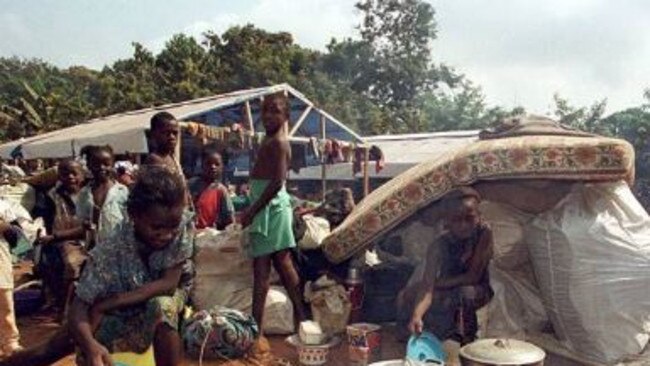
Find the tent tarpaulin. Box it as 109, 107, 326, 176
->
287, 131, 480, 180
0, 84, 364, 159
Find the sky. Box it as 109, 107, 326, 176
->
1, 0, 649, 115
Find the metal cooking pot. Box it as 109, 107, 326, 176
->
459, 339, 546, 366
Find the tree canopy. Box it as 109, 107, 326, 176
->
0, 0, 508, 142
0, 0, 647, 173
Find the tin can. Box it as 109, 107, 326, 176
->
345, 267, 364, 323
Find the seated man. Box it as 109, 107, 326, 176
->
397, 187, 493, 345
69, 166, 194, 366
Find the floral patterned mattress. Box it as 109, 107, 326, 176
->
322, 134, 635, 263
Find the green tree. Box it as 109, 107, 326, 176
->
212, 25, 310, 89
155, 34, 211, 101
355, 0, 457, 106
0, 1, 514, 141
553, 93, 607, 133
419, 81, 525, 132
552, 91, 650, 178
0, 58, 101, 140
599, 93, 650, 177
322, 0, 475, 133
98, 42, 165, 113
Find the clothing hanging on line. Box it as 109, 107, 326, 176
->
352, 145, 386, 175
290, 144, 308, 174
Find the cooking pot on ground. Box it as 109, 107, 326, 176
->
459, 339, 545, 366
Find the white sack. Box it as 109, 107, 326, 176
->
0, 183, 35, 212
526, 182, 650, 364
397, 220, 441, 263
298, 215, 330, 250
480, 201, 532, 269
194, 227, 250, 278
192, 228, 293, 335
192, 278, 294, 335
261, 287, 295, 335
485, 264, 549, 339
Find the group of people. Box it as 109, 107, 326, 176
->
0, 92, 307, 366
0, 91, 495, 366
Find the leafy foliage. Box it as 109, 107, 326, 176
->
0, 0, 646, 164
553, 91, 650, 177
0, 1, 499, 140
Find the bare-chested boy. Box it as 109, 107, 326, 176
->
239, 92, 306, 333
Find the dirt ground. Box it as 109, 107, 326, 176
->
12, 261, 410, 366
16, 310, 406, 366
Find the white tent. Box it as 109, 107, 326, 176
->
285, 130, 479, 181
0, 84, 364, 159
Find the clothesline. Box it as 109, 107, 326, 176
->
180, 121, 383, 189
180, 121, 365, 147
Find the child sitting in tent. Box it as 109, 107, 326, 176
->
399, 187, 494, 345
68, 166, 194, 366
239, 92, 306, 333
187, 148, 234, 230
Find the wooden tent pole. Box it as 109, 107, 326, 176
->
363, 145, 370, 197
320, 113, 327, 202
249, 97, 264, 172
175, 125, 182, 170
244, 101, 254, 133
245, 101, 256, 179
290, 105, 313, 136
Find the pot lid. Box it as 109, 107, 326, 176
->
459, 339, 545, 365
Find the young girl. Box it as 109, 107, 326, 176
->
78, 145, 129, 246
69, 166, 193, 366
240, 92, 306, 332
187, 149, 234, 230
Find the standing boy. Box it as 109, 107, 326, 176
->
145, 112, 183, 175
240, 92, 306, 333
